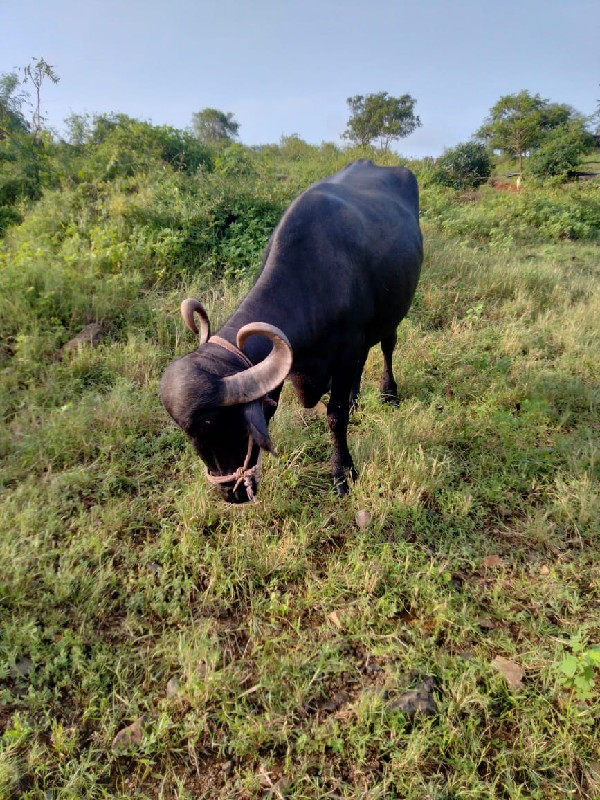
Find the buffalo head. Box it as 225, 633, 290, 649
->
160, 299, 292, 503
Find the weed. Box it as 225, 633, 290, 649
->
556, 635, 600, 700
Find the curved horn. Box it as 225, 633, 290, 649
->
180, 298, 210, 344
220, 323, 293, 406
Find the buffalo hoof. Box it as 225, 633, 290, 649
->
334, 478, 349, 497
333, 465, 358, 496
380, 391, 399, 406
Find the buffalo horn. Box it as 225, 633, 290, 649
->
180, 298, 210, 344
220, 323, 292, 406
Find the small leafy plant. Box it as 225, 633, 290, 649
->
556, 635, 600, 700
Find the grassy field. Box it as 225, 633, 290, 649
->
1, 190, 599, 796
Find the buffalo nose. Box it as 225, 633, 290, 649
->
220, 481, 256, 504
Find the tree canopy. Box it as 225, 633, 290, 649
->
477, 91, 579, 173
192, 108, 240, 144
22, 57, 59, 140
343, 92, 421, 151
0, 72, 29, 137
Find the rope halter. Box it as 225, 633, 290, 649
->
202, 334, 268, 502
204, 436, 262, 501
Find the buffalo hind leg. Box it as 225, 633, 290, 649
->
328, 368, 358, 496
349, 347, 368, 412
380, 333, 399, 405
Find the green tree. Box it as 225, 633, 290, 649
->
23, 57, 59, 141
0, 72, 29, 138
0, 63, 59, 233
343, 92, 421, 151
192, 108, 240, 144
477, 90, 575, 174
528, 120, 594, 180
63, 112, 89, 146
433, 141, 492, 190
592, 86, 600, 134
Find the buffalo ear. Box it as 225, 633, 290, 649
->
243, 401, 275, 454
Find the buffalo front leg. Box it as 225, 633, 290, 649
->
327, 368, 358, 496
380, 332, 399, 405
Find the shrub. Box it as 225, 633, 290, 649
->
421, 182, 600, 243
213, 144, 257, 178
432, 141, 492, 190
0, 205, 22, 235
528, 121, 595, 181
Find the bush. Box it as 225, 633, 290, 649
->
213, 144, 257, 178
432, 141, 492, 190
0, 205, 22, 235
421, 182, 600, 243
59, 114, 213, 182
0, 161, 291, 356
528, 121, 594, 181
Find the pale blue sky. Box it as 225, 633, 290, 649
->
2, 0, 598, 157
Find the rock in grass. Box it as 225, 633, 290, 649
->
355, 510, 372, 530
166, 675, 181, 699
60, 322, 105, 357
111, 716, 145, 752
12, 657, 33, 678
387, 676, 438, 718
482, 554, 504, 569
491, 656, 524, 691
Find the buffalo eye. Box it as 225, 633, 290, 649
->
191, 415, 214, 436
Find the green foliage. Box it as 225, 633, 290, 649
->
0, 72, 29, 135
0, 159, 291, 360
278, 133, 317, 161
59, 114, 212, 180
421, 182, 600, 243
0, 62, 61, 235
22, 57, 60, 139
432, 141, 492, 190
477, 90, 580, 172
528, 120, 595, 180
0, 131, 45, 202
0, 205, 22, 235
191, 107, 240, 144
343, 91, 421, 151
213, 142, 257, 178
255, 137, 361, 190
556, 636, 600, 699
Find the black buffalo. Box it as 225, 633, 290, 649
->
160, 159, 423, 503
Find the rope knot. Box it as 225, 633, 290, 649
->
205, 437, 262, 502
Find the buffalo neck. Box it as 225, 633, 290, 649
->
215, 263, 309, 365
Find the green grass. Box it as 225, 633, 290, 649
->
1, 220, 599, 797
